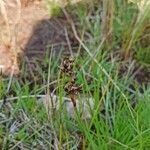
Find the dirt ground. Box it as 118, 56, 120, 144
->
0, 0, 78, 75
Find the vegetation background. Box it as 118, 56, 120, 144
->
0, 0, 150, 149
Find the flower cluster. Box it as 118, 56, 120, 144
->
60, 57, 82, 107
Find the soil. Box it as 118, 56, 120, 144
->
0, 0, 78, 75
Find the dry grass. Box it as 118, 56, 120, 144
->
0, 0, 47, 75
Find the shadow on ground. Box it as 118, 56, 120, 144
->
24, 15, 78, 59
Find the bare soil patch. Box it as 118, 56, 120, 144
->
0, 0, 78, 75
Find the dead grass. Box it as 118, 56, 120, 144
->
0, 0, 48, 75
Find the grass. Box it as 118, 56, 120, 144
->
0, 0, 150, 149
